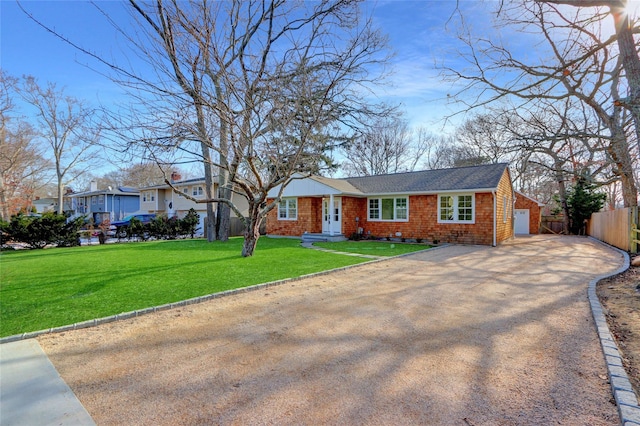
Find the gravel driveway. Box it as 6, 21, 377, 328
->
38, 235, 624, 425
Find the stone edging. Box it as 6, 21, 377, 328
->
588, 237, 640, 426
0, 245, 441, 345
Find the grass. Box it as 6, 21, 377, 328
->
0, 237, 372, 337
312, 240, 431, 256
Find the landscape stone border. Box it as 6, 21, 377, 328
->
3, 239, 638, 423
589, 237, 640, 426
0, 244, 440, 345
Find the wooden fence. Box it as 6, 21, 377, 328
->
541, 215, 567, 234
587, 207, 639, 253
206, 217, 266, 238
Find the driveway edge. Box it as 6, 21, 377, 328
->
1, 246, 447, 345
588, 237, 640, 426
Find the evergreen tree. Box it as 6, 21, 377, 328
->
566, 176, 607, 235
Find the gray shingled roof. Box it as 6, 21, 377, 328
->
340, 163, 509, 194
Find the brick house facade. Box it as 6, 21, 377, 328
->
267, 163, 515, 246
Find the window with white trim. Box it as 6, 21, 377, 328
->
438, 194, 474, 223
368, 197, 409, 221
142, 191, 155, 202
278, 198, 297, 220
192, 186, 203, 196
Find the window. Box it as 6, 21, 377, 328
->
438, 194, 475, 223
178, 187, 188, 197
192, 186, 203, 196
142, 191, 155, 202
278, 198, 297, 220
98, 195, 104, 205
368, 197, 408, 221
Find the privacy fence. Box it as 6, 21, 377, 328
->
587, 207, 639, 253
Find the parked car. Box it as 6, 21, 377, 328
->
109, 214, 156, 237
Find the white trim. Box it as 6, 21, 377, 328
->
278, 197, 298, 220
367, 196, 410, 222
437, 193, 475, 224
515, 191, 545, 207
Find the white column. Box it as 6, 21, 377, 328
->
328, 194, 335, 236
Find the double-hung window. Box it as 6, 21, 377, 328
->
192, 186, 203, 197
368, 197, 408, 221
438, 194, 474, 223
278, 198, 297, 220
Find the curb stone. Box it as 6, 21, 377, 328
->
0, 244, 439, 345
588, 237, 640, 425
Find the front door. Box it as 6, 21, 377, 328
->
322, 198, 342, 235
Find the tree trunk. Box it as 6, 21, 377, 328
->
241, 211, 262, 257
609, 131, 638, 207
57, 174, 64, 215
215, 78, 231, 242
200, 142, 217, 242
612, 9, 640, 144
0, 174, 9, 221
553, 158, 571, 233
216, 177, 231, 242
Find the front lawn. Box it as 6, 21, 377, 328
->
312, 240, 431, 256
0, 238, 369, 337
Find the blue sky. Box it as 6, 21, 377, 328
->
1, 1, 490, 133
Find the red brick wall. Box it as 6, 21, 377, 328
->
515, 193, 543, 234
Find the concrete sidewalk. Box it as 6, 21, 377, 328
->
0, 339, 94, 426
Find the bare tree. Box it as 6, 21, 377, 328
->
538, 0, 640, 133
107, 0, 389, 256
441, 0, 638, 206
16, 77, 101, 214
94, 162, 183, 189
341, 113, 421, 176
0, 72, 50, 220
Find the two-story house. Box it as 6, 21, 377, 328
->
69, 181, 141, 224
138, 173, 250, 237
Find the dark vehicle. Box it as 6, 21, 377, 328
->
109, 214, 156, 237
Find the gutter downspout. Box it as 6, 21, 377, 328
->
512, 189, 517, 239
492, 190, 497, 247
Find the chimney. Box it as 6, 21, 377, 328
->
170, 171, 182, 183
90, 180, 98, 191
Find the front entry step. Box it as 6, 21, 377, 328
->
301, 233, 347, 243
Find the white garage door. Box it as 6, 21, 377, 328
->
514, 209, 530, 234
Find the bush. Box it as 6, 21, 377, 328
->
566, 176, 607, 235
180, 209, 200, 238
0, 212, 83, 249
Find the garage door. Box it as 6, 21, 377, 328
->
514, 209, 530, 234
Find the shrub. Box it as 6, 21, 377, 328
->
180, 209, 200, 238
0, 212, 83, 249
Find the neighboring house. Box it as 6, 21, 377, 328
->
266, 163, 515, 246
32, 197, 56, 213
138, 174, 250, 237
514, 191, 544, 235
69, 181, 141, 224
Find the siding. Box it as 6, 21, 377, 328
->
266, 169, 515, 246
514, 193, 543, 235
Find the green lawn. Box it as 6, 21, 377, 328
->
0, 237, 372, 337
313, 240, 431, 256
